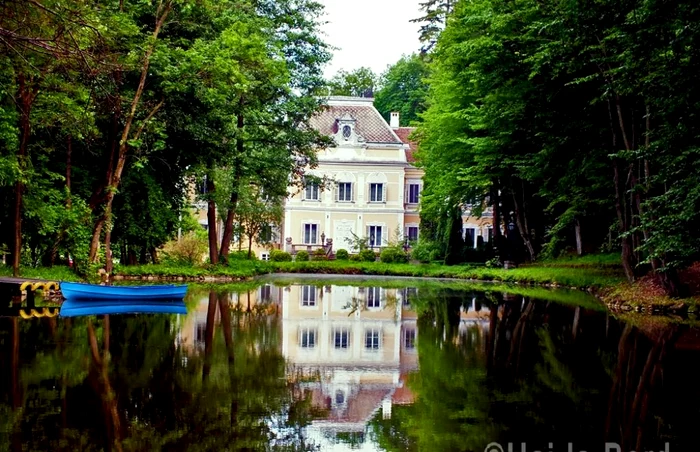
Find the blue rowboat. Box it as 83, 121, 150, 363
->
60, 281, 188, 301
60, 299, 187, 317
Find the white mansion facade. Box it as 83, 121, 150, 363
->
281, 96, 491, 256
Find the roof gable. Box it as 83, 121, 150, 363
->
310, 97, 402, 145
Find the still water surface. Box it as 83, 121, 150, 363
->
1, 278, 699, 451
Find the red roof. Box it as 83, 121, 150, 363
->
393, 127, 418, 163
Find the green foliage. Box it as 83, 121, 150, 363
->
358, 248, 377, 262
349, 254, 361, 262
327, 67, 378, 97
269, 249, 292, 262
228, 250, 258, 261
295, 250, 309, 262
410, 240, 443, 264
335, 249, 349, 260
344, 231, 369, 252
160, 232, 207, 266
375, 54, 430, 126
311, 247, 328, 261
380, 246, 409, 264
416, 0, 700, 291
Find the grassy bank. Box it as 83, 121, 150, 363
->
8, 255, 699, 316
0, 265, 84, 282
113, 257, 624, 289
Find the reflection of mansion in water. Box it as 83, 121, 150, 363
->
282, 284, 419, 445
177, 283, 493, 449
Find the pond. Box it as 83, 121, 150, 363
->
1, 276, 699, 451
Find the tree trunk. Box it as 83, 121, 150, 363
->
491, 180, 503, 258
613, 161, 636, 282
88, 4, 171, 262
66, 135, 72, 207
206, 174, 219, 265
104, 213, 113, 274
511, 189, 536, 261
11, 317, 21, 408
127, 247, 137, 266
12, 74, 36, 277
218, 105, 245, 262
217, 292, 238, 425
202, 291, 217, 382
575, 218, 583, 256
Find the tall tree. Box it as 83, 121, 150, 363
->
410, 0, 455, 53
374, 54, 430, 126
327, 67, 378, 97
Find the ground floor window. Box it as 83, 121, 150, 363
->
367, 287, 382, 308
300, 328, 316, 348
365, 328, 381, 350
367, 225, 382, 247
464, 228, 476, 248
301, 285, 316, 306
406, 226, 419, 242
259, 284, 272, 302
303, 223, 318, 244
334, 327, 350, 349
404, 328, 416, 350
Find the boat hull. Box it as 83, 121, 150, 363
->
60, 299, 187, 317
60, 282, 188, 301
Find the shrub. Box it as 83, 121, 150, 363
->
270, 250, 292, 262
161, 232, 207, 266
295, 250, 310, 261
229, 250, 257, 261
312, 248, 328, 261
380, 247, 408, 264
335, 249, 349, 260
358, 248, 377, 262
349, 254, 361, 262
485, 257, 502, 268
410, 240, 443, 263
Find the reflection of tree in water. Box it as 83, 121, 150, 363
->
370, 287, 697, 452
0, 290, 318, 451
4, 286, 700, 451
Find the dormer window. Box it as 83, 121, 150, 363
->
334, 113, 363, 145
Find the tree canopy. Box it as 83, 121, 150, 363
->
415, 0, 700, 294
0, 0, 330, 274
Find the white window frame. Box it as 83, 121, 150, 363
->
301, 285, 317, 307
365, 328, 381, 350
259, 284, 272, 301
303, 182, 320, 201
300, 327, 316, 348
403, 287, 418, 306
302, 223, 318, 245
369, 183, 385, 203
366, 287, 382, 309
337, 182, 353, 202
406, 226, 419, 242
260, 252, 270, 261
367, 225, 383, 248
333, 327, 350, 349
407, 183, 421, 204
404, 328, 417, 350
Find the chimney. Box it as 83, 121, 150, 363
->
390, 111, 400, 128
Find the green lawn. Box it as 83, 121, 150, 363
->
110, 256, 625, 290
